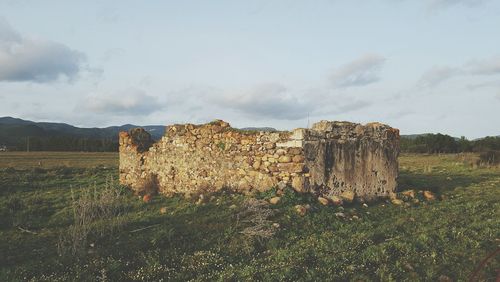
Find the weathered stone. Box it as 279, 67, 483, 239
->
278, 155, 291, 163
318, 197, 329, 205
329, 195, 343, 206
402, 190, 415, 199
295, 205, 307, 216
391, 199, 404, 205
252, 160, 261, 170
340, 191, 355, 203
290, 176, 305, 193
292, 155, 305, 163
119, 119, 399, 203
269, 197, 281, 205
423, 191, 436, 201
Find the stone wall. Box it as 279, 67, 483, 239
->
119, 120, 400, 201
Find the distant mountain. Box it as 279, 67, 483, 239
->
239, 127, 277, 132
401, 133, 461, 141
0, 117, 165, 148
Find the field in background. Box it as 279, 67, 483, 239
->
0, 152, 499, 281
0, 152, 118, 169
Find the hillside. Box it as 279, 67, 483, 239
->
0, 117, 165, 149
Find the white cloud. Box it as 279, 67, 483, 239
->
329, 54, 386, 88
426, 0, 487, 9
82, 88, 165, 116
466, 57, 500, 75
215, 83, 315, 120
417, 66, 461, 88
0, 18, 85, 82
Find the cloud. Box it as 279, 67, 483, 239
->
82, 88, 165, 116
329, 54, 386, 88
216, 83, 315, 120
426, 0, 487, 9
418, 56, 500, 89
417, 66, 461, 88
0, 18, 85, 82
466, 57, 500, 75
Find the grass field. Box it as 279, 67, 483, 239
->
0, 152, 499, 281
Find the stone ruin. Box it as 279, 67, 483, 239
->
119, 120, 400, 201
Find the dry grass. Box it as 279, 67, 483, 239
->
237, 198, 277, 239
57, 178, 126, 256
0, 152, 118, 169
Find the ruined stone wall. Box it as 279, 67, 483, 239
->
119, 120, 399, 200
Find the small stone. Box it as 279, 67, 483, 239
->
292, 155, 305, 163
318, 197, 329, 206
160, 207, 167, 214
340, 191, 355, 203
277, 181, 287, 190
252, 160, 261, 170
329, 195, 343, 206
272, 223, 280, 228
196, 194, 206, 205
391, 199, 404, 205
295, 205, 307, 216
278, 155, 291, 163
423, 190, 436, 201
229, 204, 237, 209
362, 203, 368, 208
402, 190, 415, 198
352, 215, 360, 220
291, 176, 306, 193
265, 143, 275, 149
335, 212, 346, 218
269, 197, 281, 205
276, 149, 287, 155
142, 194, 152, 203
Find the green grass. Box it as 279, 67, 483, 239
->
0, 153, 498, 281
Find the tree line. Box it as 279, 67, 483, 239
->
400, 134, 500, 154
6, 136, 118, 152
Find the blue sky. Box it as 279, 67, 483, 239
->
0, 0, 499, 138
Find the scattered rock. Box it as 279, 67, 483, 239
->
272, 223, 280, 228
335, 212, 346, 218
142, 194, 152, 203
362, 203, 368, 208
423, 190, 436, 201
295, 205, 307, 216
160, 207, 167, 214
196, 194, 206, 205
269, 197, 281, 205
329, 195, 343, 206
229, 204, 237, 209
318, 196, 329, 206
291, 176, 306, 193
340, 191, 355, 203
391, 199, 404, 205
402, 190, 415, 198
352, 215, 360, 220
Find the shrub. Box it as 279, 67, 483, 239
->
479, 150, 500, 166
57, 177, 126, 257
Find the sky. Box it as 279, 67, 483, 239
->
0, 0, 499, 138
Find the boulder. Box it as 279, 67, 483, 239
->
269, 197, 281, 205
318, 197, 329, 206
340, 191, 355, 203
